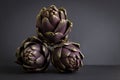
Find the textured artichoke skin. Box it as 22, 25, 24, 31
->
36, 5, 72, 45
51, 42, 84, 72
16, 36, 50, 72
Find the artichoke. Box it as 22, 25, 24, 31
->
36, 5, 72, 45
51, 42, 84, 72
16, 36, 50, 72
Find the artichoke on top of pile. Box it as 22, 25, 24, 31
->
51, 42, 84, 72
36, 5, 72, 45
16, 36, 50, 72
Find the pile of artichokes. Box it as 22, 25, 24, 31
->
16, 5, 84, 73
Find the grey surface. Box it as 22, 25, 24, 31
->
0, 65, 120, 80
0, 0, 120, 66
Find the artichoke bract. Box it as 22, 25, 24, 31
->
36, 5, 72, 45
16, 36, 50, 72
51, 42, 84, 72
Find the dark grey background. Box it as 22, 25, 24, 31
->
0, 0, 120, 67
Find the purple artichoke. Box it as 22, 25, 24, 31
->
16, 36, 50, 72
51, 42, 84, 72
36, 5, 72, 45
